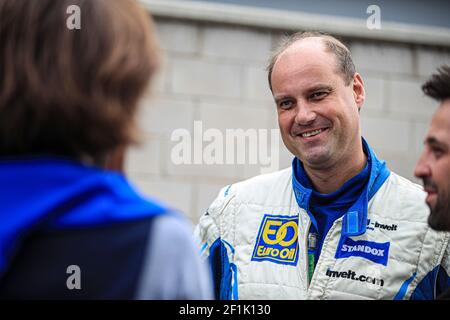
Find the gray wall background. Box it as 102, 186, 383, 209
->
187, 0, 450, 29
125, 1, 450, 223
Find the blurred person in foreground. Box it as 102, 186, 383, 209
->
415, 65, 450, 300
195, 31, 450, 299
0, 0, 212, 299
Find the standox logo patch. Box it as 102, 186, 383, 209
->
251, 214, 299, 266
336, 238, 390, 266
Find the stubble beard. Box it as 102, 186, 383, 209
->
428, 187, 450, 232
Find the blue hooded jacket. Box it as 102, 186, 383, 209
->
0, 157, 168, 278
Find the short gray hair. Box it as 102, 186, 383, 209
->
267, 31, 356, 91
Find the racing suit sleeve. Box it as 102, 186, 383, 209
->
410, 236, 450, 299
194, 185, 238, 300
436, 242, 450, 298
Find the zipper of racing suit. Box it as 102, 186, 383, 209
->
307, 230, 317, 286
305, 220, 314, 287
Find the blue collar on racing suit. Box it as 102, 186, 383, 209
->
292, 137, 391, 237
0, 156, 169, 276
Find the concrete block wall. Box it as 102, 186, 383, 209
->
125, 17, 450, 224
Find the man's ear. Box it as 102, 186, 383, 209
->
104, 146, 126, 173
353, 73, 365, 111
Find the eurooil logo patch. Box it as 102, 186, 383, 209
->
336, 237, 390, 266
251, 214, 299, 266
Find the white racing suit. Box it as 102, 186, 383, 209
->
195, 142, 450, 300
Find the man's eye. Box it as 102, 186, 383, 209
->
310, 92, 328, 100
279, 100, 293, 109
433, 148, 444, 158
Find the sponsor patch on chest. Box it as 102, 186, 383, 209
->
335, 238, 390, 266
251, 214, 299, 266
366, 219, 398, 231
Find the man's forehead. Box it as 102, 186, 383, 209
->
271, 51, 339, 94
432, 100, 450, 127
277, 37, 331, 63
284, 37, 326, 51
272, 38, 338, 81
427, 100, 450, 143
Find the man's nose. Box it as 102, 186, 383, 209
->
414, 152, 431, 179
294, 103, 316, 126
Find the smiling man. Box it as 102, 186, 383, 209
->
195, 31, 450, 300
414, 65, 450, 299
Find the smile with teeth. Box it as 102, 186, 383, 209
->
301, 128, 325, 138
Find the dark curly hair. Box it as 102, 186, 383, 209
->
422, 65, 450, 102
0, 0, 159, 163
